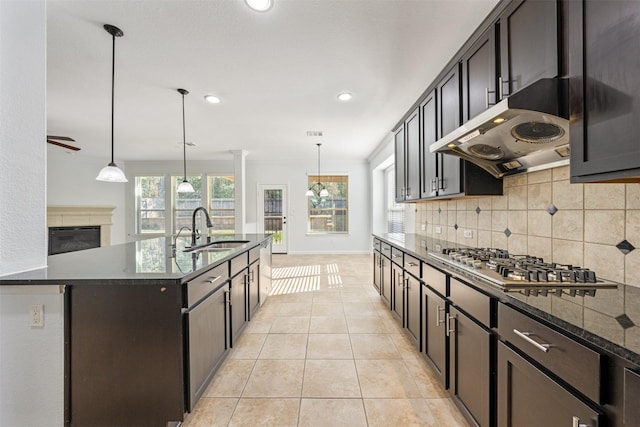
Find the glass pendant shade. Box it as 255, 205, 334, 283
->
319, 188, 329, 197
305, 189, 314, 197
96, 163, 128, 182
177, 179, 195, 193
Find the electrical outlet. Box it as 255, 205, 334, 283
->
464, 230, 473, 239
435, 226, 442, 234
30, 305, 44, 327
421, 240, 427, 248
421, 223, 426, 231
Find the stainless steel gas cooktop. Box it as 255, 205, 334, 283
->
427, 247, 618, 296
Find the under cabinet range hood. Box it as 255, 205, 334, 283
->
430, 78, 570, 178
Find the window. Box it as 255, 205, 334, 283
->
307, 175, 348, 234
386, 167, 405, 233
135, 176, 166, 234
173, 175, 202, 232
208, 175, 235, 235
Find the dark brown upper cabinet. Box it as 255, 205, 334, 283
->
569, 0, 640, 182
420, 90, 438, 199
461, 26, 498, 123
437, 65, 464, 197
394, 108, 421, 202
498, 0, 559, 98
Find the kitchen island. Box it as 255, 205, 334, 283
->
0, 234, 272, 427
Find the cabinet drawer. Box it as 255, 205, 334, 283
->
404, 255, 421, 279
185, 262, 229, 308
230, 251, 249, 278
373, 238, 381, 251
380, 242, 391, 257
450, 278, 492, 327
624, 368, 640, 424
249, 245, 260, 264
390, 247, 404, 265
423, 263, 447, 297
499, 304, 603, 404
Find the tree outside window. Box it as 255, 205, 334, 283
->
136, 176, 166, 234
208, 175, 235, 235
174, 175, 202, 232
308, 175, 348, 233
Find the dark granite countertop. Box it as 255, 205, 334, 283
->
0, 234, 271, 286
374, 233, 640, 367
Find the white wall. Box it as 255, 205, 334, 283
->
47, 149, 128, 245
0, 2, 64, 426
0, 0, 47, 276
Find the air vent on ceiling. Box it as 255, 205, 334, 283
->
306, 131, 323, 137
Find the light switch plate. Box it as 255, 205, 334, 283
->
435, 226, 442, 234
464, 230, 473, 239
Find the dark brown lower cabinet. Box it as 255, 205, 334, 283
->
423, 286, 448, 388
498, 341, 603, 427
373, 251, 382, 293
405, 273, 420, 345
391, 262, 403, 321
248, 261, 260, 320
449, 306, 493, 427
185, 284, 229, 411
230, 270, 248, 346
380, 255, 391, 307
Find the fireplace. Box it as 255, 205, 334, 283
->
47, 205, 116, 252
48, 226, 101, 255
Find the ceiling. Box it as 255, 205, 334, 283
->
46, 0, 500, 162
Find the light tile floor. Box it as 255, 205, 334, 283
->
182, 254, 468, 427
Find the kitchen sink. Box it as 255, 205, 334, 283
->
183, 240, 250, 253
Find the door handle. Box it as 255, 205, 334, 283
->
436, 305, 445, 327
446, 314, 456, 337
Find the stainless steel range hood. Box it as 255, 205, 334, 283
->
430, 78, 570, 178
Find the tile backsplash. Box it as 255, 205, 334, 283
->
414, 166, 640, 288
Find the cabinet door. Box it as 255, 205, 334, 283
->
248, 261, 260, 320
437, 66, 463, 197
462, 26, 497, 122
405, 108, 420, 201
373, 251, 382, 293
498, 341, 603, 427
405, 274, 420, 345
186, 284, 229, 411
499, 0, 558, 97
394, 124, 406, 202
449, 306, 493, 427
569, 0, 640, 182
380, 256, 391, 307
230, 271, 247, 346
391, 262, 403, 322
423, 286, 448, 388
420, 91, 438, 199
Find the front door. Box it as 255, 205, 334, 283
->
257, 185, 288, 254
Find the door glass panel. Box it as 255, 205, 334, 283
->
264, 189, 283, 245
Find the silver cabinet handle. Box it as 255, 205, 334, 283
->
498, 76, 504, 100
446, 314, 456, 336
223, 289, 230, 304
405, 277, 409, 289
485, 87, 496, 109
436, 305, 445, 327
513, 329, 550, 353
407, 262, 418, 267
431, 178, 437, 192
207, 276, 221, 284
572, 416, 588, 427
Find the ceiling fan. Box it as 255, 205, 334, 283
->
47, 135, 80, 151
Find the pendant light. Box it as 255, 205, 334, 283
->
176, 89, 195, 193
96, 24, 128, 183
306, 143, 329, 197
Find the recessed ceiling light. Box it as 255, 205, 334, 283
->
245, 0, 273, 12
337, 92, 353, 101
204, 95, 221, 104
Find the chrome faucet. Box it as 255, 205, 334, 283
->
191, 207, 214, 247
